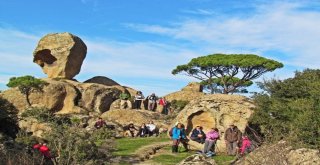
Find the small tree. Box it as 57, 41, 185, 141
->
172, 54, 283, 94
6, 75, 46, 106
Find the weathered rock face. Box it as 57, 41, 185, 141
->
178, 154, 217, 165
164, 82, 204, 102
0, 79, 121, 114
182, 82, 203, 92
101, 109, 170, 132
171, 94, 254, 152
33, 32, 87, 79
19, 118, 51, 137
235, 141, 320, 165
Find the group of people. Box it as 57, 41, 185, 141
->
119, 91, 170, 115
170, 122, 252, 157
123, 120, 158, 137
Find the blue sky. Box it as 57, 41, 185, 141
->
0, 0, 319, 96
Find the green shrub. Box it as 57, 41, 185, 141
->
21, 107, 54, 122
170, 100, 189, 111
250, 69, 320, 149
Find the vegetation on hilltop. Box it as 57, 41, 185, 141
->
6, 75, 46, 106
250, 69, 320, 149
172, 54, 283, 94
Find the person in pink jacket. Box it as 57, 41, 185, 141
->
239, 135, 251, 155
203, 128, 220, 155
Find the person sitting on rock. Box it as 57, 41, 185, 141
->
136, 123, 149, 137
190, 125, 206, 144
123, 122, 137, 137
146, 120, 157, 136
147, 93, 158, 111
119, 91, 131, 109
203, 128, 220, 157
224, 123, 242, 156
134, 91, 144, 110
94, 117, 107, 129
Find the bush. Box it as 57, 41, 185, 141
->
170, 100, 189, 111
250, 69, 320, 149
0, 98, 19, 138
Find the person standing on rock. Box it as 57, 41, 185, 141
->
119, 91, 131, 109
224, 123, 242, 155
147, 93, 158, 111
158, 97, 168, 115
134, 91, 144, 110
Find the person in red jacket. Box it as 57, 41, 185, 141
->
239, 135, 252, 155
39, 143, 52, 159
33, 142, 42, 150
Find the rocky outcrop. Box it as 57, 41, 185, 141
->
178, 154, 217, 165
171, 94, 254, 152
234, 141, 320, 165
33, 32, 87, 79
18, 118, 51, 137
101, 109, 170, 132
0, 79, 121, 114
84, 76, 120, 86
181, 82, 203, 92
164, 82, 204, 102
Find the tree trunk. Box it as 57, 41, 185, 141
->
25, 90, 31, 106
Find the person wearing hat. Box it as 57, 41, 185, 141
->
171, 122, 189, 153
224, 123, 242, 155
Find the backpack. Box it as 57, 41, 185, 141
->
169, 127, 173, 137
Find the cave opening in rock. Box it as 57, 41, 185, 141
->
186, 111, 216, 136
33, 49, 57, 67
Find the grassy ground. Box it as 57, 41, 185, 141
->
113, 135, 170, 156
213, 155, 236, 165
150, 146, 193, 165
113, 136, 235, 165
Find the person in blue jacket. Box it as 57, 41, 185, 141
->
171, 122, 189, 153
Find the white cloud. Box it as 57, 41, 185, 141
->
181, 9, 216, 15
126, 2, 320, 69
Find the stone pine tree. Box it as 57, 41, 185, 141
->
6, 75, 46, 106
172, 54, 283, 94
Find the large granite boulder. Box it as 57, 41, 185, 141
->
164, 82, 204, 102
0, 79, 121, 114
101, 109, 170, 133
171, 94, 254, 152
33, 32, 87, 79
84, 76, 120, 86
234, 141, 320, 165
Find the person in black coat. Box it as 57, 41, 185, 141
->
190, 125, 206, 144
136, 123, 149, 137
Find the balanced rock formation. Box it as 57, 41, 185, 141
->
0, 79, 121, 114
165, 82, 204, 102
33, 32, 87, 79
171, 94, 254, 152
234, 141, 320, 165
